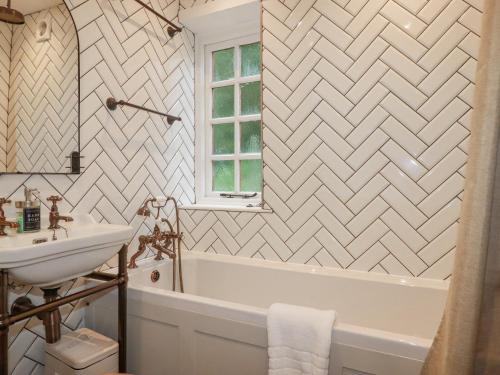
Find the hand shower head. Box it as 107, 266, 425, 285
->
0, 1, 24, 25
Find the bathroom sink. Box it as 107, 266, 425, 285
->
0, 214, 134, 287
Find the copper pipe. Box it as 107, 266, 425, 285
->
131, 0, 182, 37
172, 239, 177, 292
3, 279, 122, 327
11, 290, 72, 343
169, 197, 184, 293
0, 270, 8, 375
106, 97, 181, 125
128, 237, 148, 269
42, 288, 62, 344
87, 271, 117, 281
118, 245, 128, 372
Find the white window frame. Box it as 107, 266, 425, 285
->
195, 28, 262, 207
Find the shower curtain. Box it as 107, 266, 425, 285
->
421, 0, 500, 374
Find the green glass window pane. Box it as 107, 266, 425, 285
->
213, 123, 234, 154
241, 43, 260, 77
240, 121, 261, 153
240, 81, 261, 115
240, 160, 262, 192
213, 86, 234, 118
213, 160, 234, 191
213, 48, 234, 81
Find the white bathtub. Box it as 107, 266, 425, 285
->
88, 252, 448, 375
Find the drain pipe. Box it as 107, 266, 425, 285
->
41, 289, 62, 343
11, 288, 62, 343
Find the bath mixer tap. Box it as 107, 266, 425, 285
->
129, 224, 177, 266
152, 242, 175, 259
47, 196, 73, 229
154, 218, 175, 260
0, 198, 19, 236
129, 195, 184, 292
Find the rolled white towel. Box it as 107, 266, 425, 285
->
267, 303, 336, 375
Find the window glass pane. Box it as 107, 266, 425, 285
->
240, 160, 262, 192
213, 48, 234, 81
241, 43, 260, 77
213, 160, 234, 191
213, 123, 234, 154
240, 121, 261, 153
240, 81, 261, 115
213, 85, 234, 118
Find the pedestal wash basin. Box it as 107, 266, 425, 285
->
0, 214, 134, 287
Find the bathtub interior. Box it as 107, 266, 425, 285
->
128, 252, 448, 340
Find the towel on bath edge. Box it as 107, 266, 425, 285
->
267, 303, 336, 375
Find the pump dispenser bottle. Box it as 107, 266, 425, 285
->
22, 188, 41, 232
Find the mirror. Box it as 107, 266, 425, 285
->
0, 0, 79, 174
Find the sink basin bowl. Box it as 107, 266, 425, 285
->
0, 214, 134, 287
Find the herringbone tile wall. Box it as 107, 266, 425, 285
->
0, 0, 195, 372
6, 4, 79, 173
179, 0, 482, 280
0, 23, 11, 171
0, 0, 484, 372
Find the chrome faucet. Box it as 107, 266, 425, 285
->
47, 196, 73, 230
0, 198, 19, 236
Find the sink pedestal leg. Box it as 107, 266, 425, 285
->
118, 244, 128, 373
0, 270, 8, 375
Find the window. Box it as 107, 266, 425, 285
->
196, 34, 262, 206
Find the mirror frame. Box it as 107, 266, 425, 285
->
0, 0, 81, 176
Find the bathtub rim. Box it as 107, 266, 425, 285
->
129, 251, 449, 290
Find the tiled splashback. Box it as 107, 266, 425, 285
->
6, 4, 79, 173
179, 0, 482, 280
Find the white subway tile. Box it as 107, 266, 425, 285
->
380, 1, 427, 38
381, 141, 427, 180
381, 163, 427, 204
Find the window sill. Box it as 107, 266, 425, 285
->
179, 203, 273, 213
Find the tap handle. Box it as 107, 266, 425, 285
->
47, 196, 62, 210
0, 198, 11, 219
0, 198, 11, 205
47, 196, 62, 203
0, 197, 11, 213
